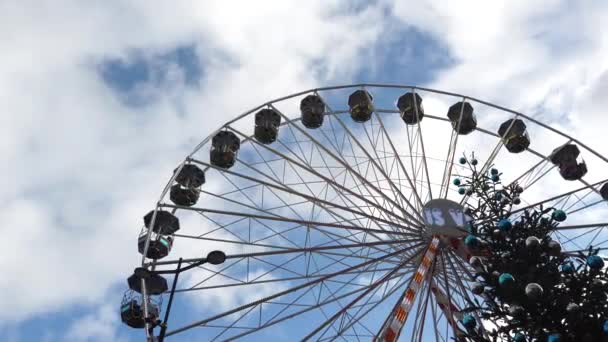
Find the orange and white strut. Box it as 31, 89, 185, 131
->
376, 236, 440, 342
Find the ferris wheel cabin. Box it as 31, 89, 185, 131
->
498, 119, 531, 153
397, 92, 424, 124
348, 89, 373, 122
210, 130, 240, 169
300, 94, 325, 129
254, 108, 281, 144
550, 143, 588, 180
447, 101, 477, 135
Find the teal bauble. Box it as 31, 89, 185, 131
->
498, 273, 515, 286
497, 219, 512, 231
462, 314, 476, 329
552, 209, 567, 222
588, 255, 605, 269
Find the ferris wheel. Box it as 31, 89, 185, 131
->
120, 84, 608, 341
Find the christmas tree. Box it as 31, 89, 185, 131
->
452, 156, 608, 342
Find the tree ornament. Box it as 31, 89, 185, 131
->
547, 333, 561, 342
587, 255, 605, 269
498, 219, 512, 231
459, 187, 466, 195
508, 304, 525, 318
459, 157, 467, 164
525, 283, 543, 300
566, 303, 580, 314
525, 236, 540, 249
491, 168, 499, 175
513, 197, 521, 205
453, 178, 461, 186
513, 333, 526, 342
499, 273, 515, 287
547, 240, 561, 255
552, 209, 567, 222
492, 174, 500, 182
560, 263, 574, 273
603, 320, 608, 335
462, 314, 476, 329
465, 235, 480, 248
472, 159, 478, 165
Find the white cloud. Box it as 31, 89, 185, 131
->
2, 1, 608, 341
65, 303, 128, 342
0, 0, 393, 325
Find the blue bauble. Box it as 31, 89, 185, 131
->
552, 209, 567, 222
459, 157, 467, 164
513, 333, 526, 342
547, 333, 561, 342
497, 219, 512, 231
453, 178, 461, 186
491, 168, 499, 175
466, 222, 474, 233
498, 273, 515, 286
560, 263, 574, 273
587, 255, 605, 269
462, 314, 476, 329
471, 159, 478, 166
458, 187, 466, 195
492, 174, 500, 182
465, 235, 479, 248
496, 192, 503, 200
603, 320, 608, 335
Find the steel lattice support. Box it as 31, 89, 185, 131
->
376, 236, 440, 342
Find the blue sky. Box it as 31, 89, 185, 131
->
2, 1, 608, 341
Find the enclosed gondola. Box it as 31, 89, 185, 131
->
137, 234, 173, 260
120, 290, 160, 329
447, 101, 477, 135
348, 89, 373, 122
128, 267, 168, 295
300, 94, 325, 128
210, 130, 240, 169
143, 210, 180, 235
397, 92, 424, 124
550, 144, 588, 180
169, 184, 199, 206
174, 164, 206, 188
498, 119, 531, 153
254, 108, 281, 144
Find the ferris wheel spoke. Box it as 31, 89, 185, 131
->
374, 112, 424, 211
227, 127, 417, 230
224, 268, 409, 342
165, 243, 424, 338
327, 272, 416, 341
318, 105, 424, 225
227, 155, 410, 253
443, 254, 485, 336
166, 205, 418, 238
300, 247, 424, 341
192, 159, 419, 237
439, 97, 466, 199
216, 255, 413, 341
508, 156, 556, 191
359, 114, 411, 216
478, 178, 608, 226
175, 196, 394, 255
277, 109, 403, 220
283, 98, 424, 226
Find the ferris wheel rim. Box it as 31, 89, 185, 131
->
132, 83, 608, 341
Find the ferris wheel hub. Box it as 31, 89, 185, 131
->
422, 199, 469, 238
